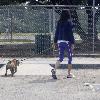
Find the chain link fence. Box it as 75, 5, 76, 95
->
0, 5, 100, 57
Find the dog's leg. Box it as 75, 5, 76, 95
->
11, 68, 14, 77
15, 67, 17, 73
5, 66, 7, 76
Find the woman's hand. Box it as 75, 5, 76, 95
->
71, 44, 74, 50
71, 44, 74, 53
52, 43, 57, 50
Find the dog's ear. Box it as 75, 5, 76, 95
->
8, 60, 11, 62
8, 60, 11, 64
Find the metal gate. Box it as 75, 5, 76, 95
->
0, 5, 100, 57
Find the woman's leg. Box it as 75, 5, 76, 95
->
66, 42, 73, 76
52, 42, 65, 79
55, 42, 65, 70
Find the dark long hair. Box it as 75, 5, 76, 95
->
59, 10, 70, 23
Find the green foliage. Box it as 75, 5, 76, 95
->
0, 0, 100, 6
0, 0, 93, 5
0, 0, 27, 5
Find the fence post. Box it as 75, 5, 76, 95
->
8, 6, 13, 42
49, 9, 52, 34
52, 5, 56, 56
93, 0, 95, 54
10, 13, 13, 42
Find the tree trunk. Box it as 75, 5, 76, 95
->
70, 9, 87, 41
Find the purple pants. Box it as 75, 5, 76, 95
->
58, 42, 72, 64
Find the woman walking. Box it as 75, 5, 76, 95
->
51, 10, 75, 79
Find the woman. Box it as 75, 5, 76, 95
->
51, 10, 75, 79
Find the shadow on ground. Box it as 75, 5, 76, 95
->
0, 64, 5, 68
50, 64, 100, 69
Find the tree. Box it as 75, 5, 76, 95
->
0, 0, 28, 5
48, 0, 99, 41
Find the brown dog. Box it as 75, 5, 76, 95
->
5, 59, 20, 77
